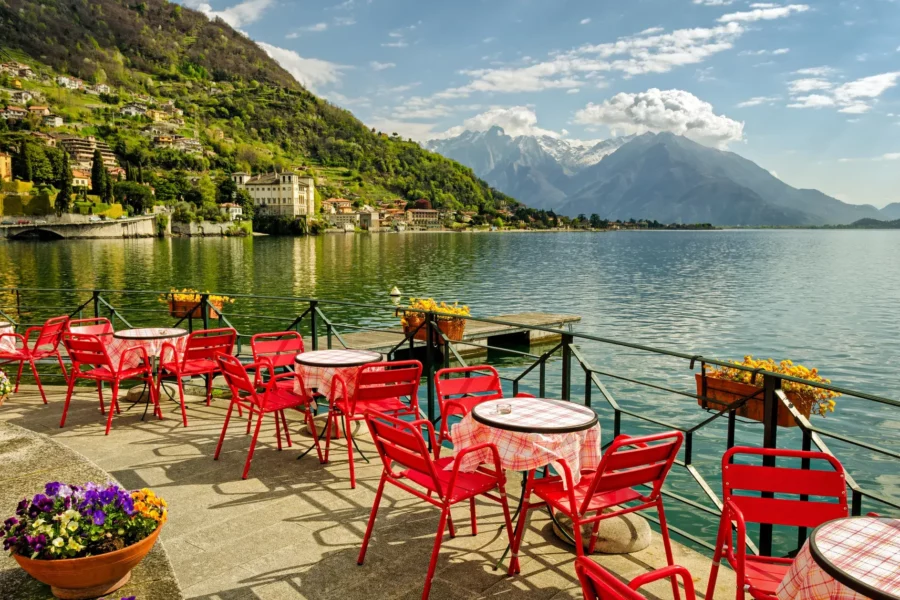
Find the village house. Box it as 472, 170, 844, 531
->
327, 212, 359, 228
9, 90, 33, 104
58, 135, 118, 170
27, 105, 50, 117
71, 169, 90, 189
172, 137, 202, 155
0, 151, 12, 182
322, 198, 354, 214
219, 203, 243, 221
406, 208, 440, 228
1, 105, 27, 120
231, 172, 316, 218
146, 109, 168, 122
358, 209, 380, 231
120, 103, 147, 117
56, 75, 84, 90
89, 83, 112, 95
29, 132, 58, 147
1, 62, 34, 79
43, 115, 64, 128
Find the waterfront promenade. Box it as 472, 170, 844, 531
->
0, 385, 736, 599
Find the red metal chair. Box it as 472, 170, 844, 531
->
706, 446, 849, 600
325, 359, 422, 489
434, 365, 534, 448
0, 315, 69, 404
358, 410, 515, 600
60, 332, 158, 435
250, 331, 304, 390
575, 556, 697, 600
157, 328, 236, 427
67, 317, 114, 338
213, 354, 322, 479
509, 430, 684, 600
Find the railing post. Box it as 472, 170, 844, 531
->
561, 333, 573, 401
614, 409, 621, 437
310, 300, 318, 350
326, 322, 333, 350
539, 357, 546, 397
758, 373, 781, 556
200, 294, 210, 330
92, 290, 100, 319
798, 429, 812, 547
584, 371, 592, 408
424, 312, 435, 422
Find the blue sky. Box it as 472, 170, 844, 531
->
181, 0, 899, 207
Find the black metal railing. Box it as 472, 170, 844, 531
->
1, 286, 897, 558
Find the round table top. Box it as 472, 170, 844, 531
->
113, 327, 189, 341
294, 349, 383, 368
471, 397, 598, 434
809, 517, 900, 600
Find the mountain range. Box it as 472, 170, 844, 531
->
427, 128, 893, 226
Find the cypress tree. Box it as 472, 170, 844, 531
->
103, 171, 115, 204
14, 143, 33, 182
56, 151, 72, 214
91, 149, 105, 194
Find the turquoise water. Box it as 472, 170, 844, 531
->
1, 230, 898, 549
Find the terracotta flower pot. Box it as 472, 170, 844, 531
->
695, 373, 811, 428
168, 299, 222, 319
12, 524, 162, 600
402, 316, 466, 344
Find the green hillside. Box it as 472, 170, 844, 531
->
0, 0, 516, 215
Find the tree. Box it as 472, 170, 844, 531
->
216, 176, 237, 204
102, 172, 115, 204
91, 150, 106, 194
114, 181, 153, 214
589, 214, 604, 229
13, 143, 33, 182
55, 151, 72, 214
235, 189, 254, 219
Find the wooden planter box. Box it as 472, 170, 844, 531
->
695, 373, 811, 428
402, 315, 466, 344
168, 299, 223, 319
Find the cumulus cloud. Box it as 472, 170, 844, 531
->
370, 61, 396, 71
736, 96, 780, 107
718, 4, 809, 23
785, 70, 900, 114
435, 106, 562, 139
257, 42, 347, 92
183, 0, 275, 29
573, 88, 744, 148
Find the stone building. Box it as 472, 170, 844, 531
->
0, 152, 12, 182
231, 172, 315, 218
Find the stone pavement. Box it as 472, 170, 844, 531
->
0, 385, 737, 599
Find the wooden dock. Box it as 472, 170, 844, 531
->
308, 312, 581, 356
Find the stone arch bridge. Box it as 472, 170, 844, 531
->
0, 215, 162, 240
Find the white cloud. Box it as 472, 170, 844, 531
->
573, 88, 744, 148
833, 72, 900, 103
788, 78, 833, 94
302, 23, 328, 32
257, 42, 347, 92
718, 4, 809, 23
638, 27, 665, 35
435, 106, 563, 139
382, 40, 409, 48
367, 119, 441, 141
880, 153, 900, 160
566, 88, 581, 94
786, 71, 900, 114
370, 61, 396, 71
334, 17, 356, 26
787, 94, 836, 108
773, 48, 790, 55
580, 18, 592, 25
839, 153, 900, 163
838, 102, 871, 114
736, 96, 780, 107
693, 0, 734, 5
183, 0, 275, 29
483, 37, 496, 44
795, 66, 836, 77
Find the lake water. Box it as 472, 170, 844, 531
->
1, 230, 898, 549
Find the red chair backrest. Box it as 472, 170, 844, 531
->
216, 353, 261, 399
435, 365, 503, 407
182, 328, 236, 364
34, 316, 69, 351
62, 333, 113, 370
722, 446, 848, 529
574, 557, 695, 600
68, 317, 113, 337
365, 410, 443, 494
581, 431, 683, 515
355, 360, 422, 404
250, 331, 303, 369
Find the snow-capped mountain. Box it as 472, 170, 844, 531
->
425, 127, 630, 209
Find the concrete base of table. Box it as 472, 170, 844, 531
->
551, 511, 652, 554
125, 383, 179, 403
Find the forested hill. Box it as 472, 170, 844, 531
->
0, 0, 515, 212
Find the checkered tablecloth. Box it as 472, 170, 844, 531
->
0, 323, 16, 355
776, 517, 900, 600
293, 350, 382, 399
108, 328, 188, 369
450, 398, 602, 484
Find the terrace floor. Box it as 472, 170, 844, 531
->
0, 384, 737, 600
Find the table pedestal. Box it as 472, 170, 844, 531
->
551, 511, 651, 554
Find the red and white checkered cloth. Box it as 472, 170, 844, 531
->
450, 398, 602, 484
107, 329, 188, 369
777, 517, 900, 600
293, 350, 382, 400
0, 323, 16, 354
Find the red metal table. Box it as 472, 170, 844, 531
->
777, 517, 900, 600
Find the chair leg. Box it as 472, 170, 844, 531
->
305, 405, 324, 462
59, 373, 78, 428
281, 410, 292, 447
214, 401, 236, 460
422, 508, 449, 600
147, 373, 162, 419
104, 381, 119, 435
571, 515, 586, 558
275, 411, 283, 451
13, 360, 24, 392
55, 351, 68, 385
205, 373, 213, 406
95, 380, 105, 414
588, 518, 602, 554
357, 473, 387, 566
176, 376, 189, 427
30, 360, 48, 404
469, 497, 478, 536
345, 412, 356, 489
657, 501, 681, 600
705, 517, 728, 600
242, 412, 265, 480
323, 411, 334, 464
448, 511, 456, 539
